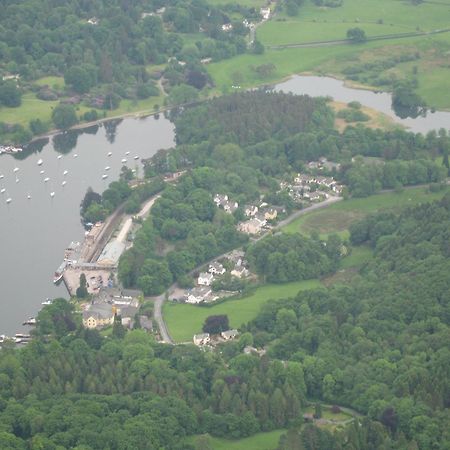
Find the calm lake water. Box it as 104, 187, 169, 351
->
275, 75, 450, 134
0, 115, 174, 336
1, 76, 449, 336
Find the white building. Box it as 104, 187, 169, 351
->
198, 272, 214, 286
221, 329, 239, 340
209, 262, 226, 275
193, 333, 210, 345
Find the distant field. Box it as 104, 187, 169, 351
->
35, 76, 65, 89
258, 21, 409, 47
282, 185, 450, 237
188, 430, 284, 450
0, 91, 164, 130
340, 246, 373, 269
164, 279, 321, 342
208, 0, 450, 108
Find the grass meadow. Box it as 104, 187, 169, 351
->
187, 430, 285, 450
282, 185, 450, 237
164, 279, 321, 342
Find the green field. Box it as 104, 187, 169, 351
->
207, 0, 450, 108
35, 76, 65, 89
340, 245, 373, 269
258, 21, 409, 47
188, 430, 284, 450
0, 91, 164, 130
282, 186, 450, 237
164, 279, 321, 342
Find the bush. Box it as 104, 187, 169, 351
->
136, 82, 159, 99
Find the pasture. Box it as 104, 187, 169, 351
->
282, 185, 450, 237
188, 430, 285, 450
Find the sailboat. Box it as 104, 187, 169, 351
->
37, 159, 43, 166
50, 192, 55, 198
63, 170, 68, 176
62, 180, 67, 187
13, 167, 19, 173
6, 197, 12, 204
57, 155, 62, 160
0, 188, 6, 194
44, 177, 50, 182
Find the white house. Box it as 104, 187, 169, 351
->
198, 272, 214, 286
260, 7, 271, 20
222, 23, 233, 32
245, 205, 259, 217
231, 266, 249, 278
186, 286, 212, 304
209, 262, 225, 275
193, 333, 210, 345
221, 329, 239, 340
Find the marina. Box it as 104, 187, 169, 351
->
0, 114, 175, 336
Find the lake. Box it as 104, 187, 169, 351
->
275, 75, 450, 134
0, 115, 174, 336
1, 76, 449, 336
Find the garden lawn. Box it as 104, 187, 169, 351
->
164, 279, 321, 342
188, 430, 285, 450
282, 185, 450, 237
35, 76, 65, 89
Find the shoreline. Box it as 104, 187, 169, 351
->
3, 70, 448, 149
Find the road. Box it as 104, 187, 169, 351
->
152, 195, 343, 344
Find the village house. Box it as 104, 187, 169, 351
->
227, 249, 245, 267
262, 207, 278, 221
193, 333, 210, 346
245, 205, 259, 217
200, 57, 212, 65
209, 262, 226, 275
221, 23, 233, 32
87, 17, 99, 25
260, 7, 271, 20
82, 303, 114, 329
231, 266, 249, 278
186, 286, 212, 304
214, 193, 239, 214
198, 272, 214, 286
238, 217, 265, 235
221, 329, 239, 340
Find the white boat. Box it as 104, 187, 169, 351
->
42, 298, 53, 306
125, 151, 130, 155
107, 152, 112, 156
62, 180, 67, 186
50, 192, 55, 197
0, 188, 5, 194
15, 177, 19, 183
102, 174, 108, 179
22, 317, 36, 326
13, 167, 19, 173
134, 155, 139, 160
54, 261, 67, 283
0, 174, 4, 179
40, 170, 45, 174
63, 170, 68, 176
6, 198, 12, 204
57, 155, 62, 160
105, 166, 110, 171
121, 158, 127, 163
44, 177, 50, 182
37, 159, 43, 166
27, 194, 31, 199
73, 153, 78, 158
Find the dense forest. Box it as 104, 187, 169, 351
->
245, 195, 450, 449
